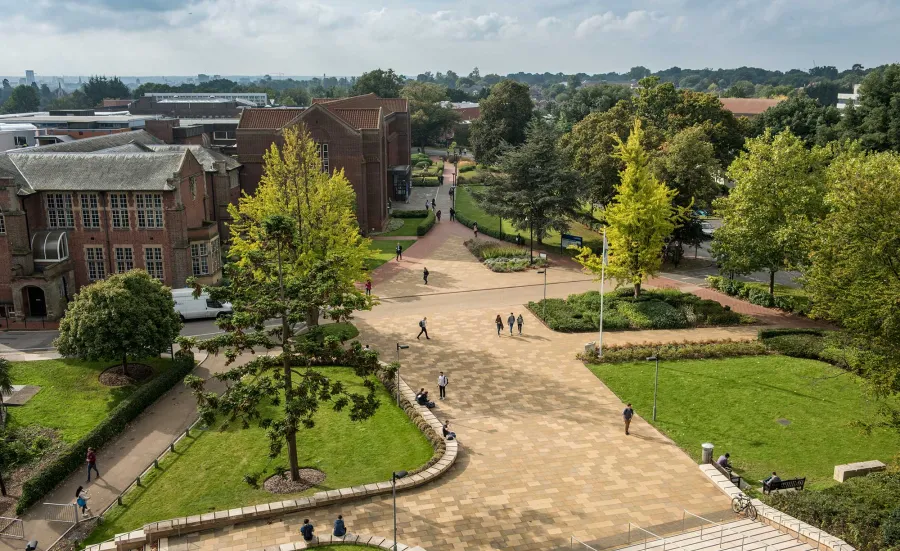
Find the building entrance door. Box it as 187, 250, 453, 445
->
25, 287, 46, 317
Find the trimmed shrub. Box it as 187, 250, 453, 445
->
458, 163, 476, 173
764, 334, 826, 359
484, 257, 531, 272
479, 245, 528, 260
393, 210, 428, 218
413, 176, 440, 187
16, 352, 196, 514
757, 327, 825, 339
410, 152, 431, 166
416, 210, 436, 236
527, 299, 595, 332
617, 300, 689, 329
706, 275, 811, 315
580, 339, 768, 364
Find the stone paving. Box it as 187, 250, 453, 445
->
164, 222, 750, 551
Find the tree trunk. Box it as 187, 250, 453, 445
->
0, 470, 6, 497
769, 270, 776, 299
122, 353, 129, 378
634, 282, 641, 298
305, 306, 320, 328
275, 241, 301, 482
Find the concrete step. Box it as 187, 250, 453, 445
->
606, 519, 814, 551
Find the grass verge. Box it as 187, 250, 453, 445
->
379, 218, 426, 237
365, 241, 400, 271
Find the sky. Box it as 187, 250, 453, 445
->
2, 0, 899, 77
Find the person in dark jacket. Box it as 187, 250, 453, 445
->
299, 519, 314, 542
333, 515, 347, 537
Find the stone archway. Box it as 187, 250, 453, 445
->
22, 286, 47, 317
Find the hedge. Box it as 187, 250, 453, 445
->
412, 176, 440, 187
416, 211, 436, 236
580, 339, 768, 364
16, 352, 196, 514
707, 275, 812, 315
393, 210, 428, 218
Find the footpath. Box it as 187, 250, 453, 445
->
1, 350, 227, 551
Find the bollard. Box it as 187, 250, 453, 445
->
154, 459, 159, 469
701, 443, 714, 464
136, 476, 142, 487
118, 496, 123, 506
185, 427, 190, 437
170, 443, 176, 453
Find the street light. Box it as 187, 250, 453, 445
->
396, 343, 409, 407
646, 352, 660, 421
392, 470, 408, 551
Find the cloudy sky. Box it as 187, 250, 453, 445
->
2, 0, 899, 77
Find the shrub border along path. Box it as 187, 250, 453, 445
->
91, 370, 459, 551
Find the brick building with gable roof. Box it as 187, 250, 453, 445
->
236, 94, 411, 234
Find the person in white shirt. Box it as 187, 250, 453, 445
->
438, 371, 449, 400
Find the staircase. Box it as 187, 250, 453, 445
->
595, 519, 815, 551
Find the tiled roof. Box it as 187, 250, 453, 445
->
146, 145, 241, 172
9, 151, 188, 193
312, 94, 408, 114
454, 106, 481, 121
237, 108, 305, 129
17, 130, 163, 153
330, 108, 382, 130
719, 98, 784, 116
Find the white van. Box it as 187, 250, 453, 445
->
172, 288, 233, 321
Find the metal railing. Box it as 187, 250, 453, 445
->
44, 503, 78, 524
570, 536, 600, 550
0, 517, 24, 539
764, 507, 854, 551
681, 510, 748, 550
628, 522, 666, 550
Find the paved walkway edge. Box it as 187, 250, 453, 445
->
90, 373, 458, 551
699, 464, 855, 551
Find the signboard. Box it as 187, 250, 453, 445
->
560, 233, 583, 251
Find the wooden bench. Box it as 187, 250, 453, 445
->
712, 460, 743, 488
763, 477, 805, 494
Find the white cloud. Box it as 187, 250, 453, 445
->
575, 10, 663, 37
537, 16, 562, 30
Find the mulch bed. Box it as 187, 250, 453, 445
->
99, 363, 153, 387
263, 469, 325, 494
0, 427, 65, 517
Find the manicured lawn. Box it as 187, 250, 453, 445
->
455, 186, 605, 251
379, 218, 425, 237
587, 356, 900, 490
7, 358, 174, 443
85, 367, 434, 544
365, 241, 401, 271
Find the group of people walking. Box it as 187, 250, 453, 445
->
495, 313, 525, 336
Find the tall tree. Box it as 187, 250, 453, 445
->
711, 130, 830, 295
54, 271, 182, 375
554, 83, 634, 131
752, 95, 842, 146
351, 68, 405, 98
476, 119, 580, 261
651, 124, 720, 210
1, 85, 40, 114
187, 126, 379, 482
82, 76, 130, 106
470, 79, 534, 163
575, 119, 688, 297
838, 64, 900, 152
804, 148, 900, 397
401, 82, 459, 147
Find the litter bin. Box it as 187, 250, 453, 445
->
584, 341, 596, 355
701, 443, 714, 465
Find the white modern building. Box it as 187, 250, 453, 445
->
837, 84, 861, 110
144, 92, 267, 107
0, 123, 37, 151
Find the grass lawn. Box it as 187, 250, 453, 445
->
365, 241, 401, 271
455, 186, 605, 251
7, 358, 174, 444
588, 356, 900, 490
85, 367, 434, 544
379, 218, 425, 238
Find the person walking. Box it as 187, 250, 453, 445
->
425, 200, 430, 211
417, 317, 430, 340
423, 267, 429, 285
299, 519, 315, 542
86, 447, 99, 482
364, 279, 372, 296
333, 515, 347, 537
623, 403, 634, 435
436, 209, 442, 222
431, 198, 436, 210
516, 313, 524, 335
75, 486, 91, 517
438, 371, 448, 400
449, 207, 456, 221
473, 222, 479, 238
495, 314, 503, 336
507, 313, 516, 336
396, 243, 403, 261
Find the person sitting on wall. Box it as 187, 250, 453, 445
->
416, 389, 435, 408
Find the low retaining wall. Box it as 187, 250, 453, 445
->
699, 464, 855, 551
249, 532, 428, 551
88, 373, 458, 551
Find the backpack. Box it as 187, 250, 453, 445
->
419, 320, 425, 328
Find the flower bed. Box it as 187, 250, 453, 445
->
464, 239, 547, 272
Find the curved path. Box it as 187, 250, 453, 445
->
164, 212, 759, 551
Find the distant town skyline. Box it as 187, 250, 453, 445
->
2, 0, 899, 76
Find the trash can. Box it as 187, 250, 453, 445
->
584, 341, 596, 355
701, 443, 714, 465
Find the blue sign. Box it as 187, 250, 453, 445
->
560, 233, 583, 251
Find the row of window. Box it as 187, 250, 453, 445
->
0, 214, 5, 235
46, 192, 164, 230
82, 238, 220, 282
316, 143, 329, 174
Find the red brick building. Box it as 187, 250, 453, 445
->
0, 131, 240, 320
236, 94, 411, 234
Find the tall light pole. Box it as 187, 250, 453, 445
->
396, 343, 409, 407
646, 352, 660, 421
392, 470, 408, 551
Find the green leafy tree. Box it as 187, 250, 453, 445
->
804, 148, 900, 396
1, 85, 40, 114
838, 64, 900, 152
651, 124, 720, 209
81, 76, 131, 106
186, 126, 379, 481
470, 79, 534, 163
711, 130, 829, 295
575, 119, 688, 297
402, 83, 459, 146
752, 95, 842, 146
351, 68, 405, 98
54, 271, 182, 375
476, 119, 580, 261
554, 83, 634, 131
723, 80, 756, 98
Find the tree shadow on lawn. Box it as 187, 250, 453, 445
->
663, 366, 838, 405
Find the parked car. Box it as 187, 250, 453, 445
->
701, 221, 715, 236
172, 288, 232, 321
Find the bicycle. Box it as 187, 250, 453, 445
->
731, 492, 758, 520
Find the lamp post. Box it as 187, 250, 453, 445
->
395, 343, 409, 407
392, 470, 408, 551
646, 352, 660, 421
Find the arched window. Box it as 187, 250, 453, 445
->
31, 230, 69, 263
